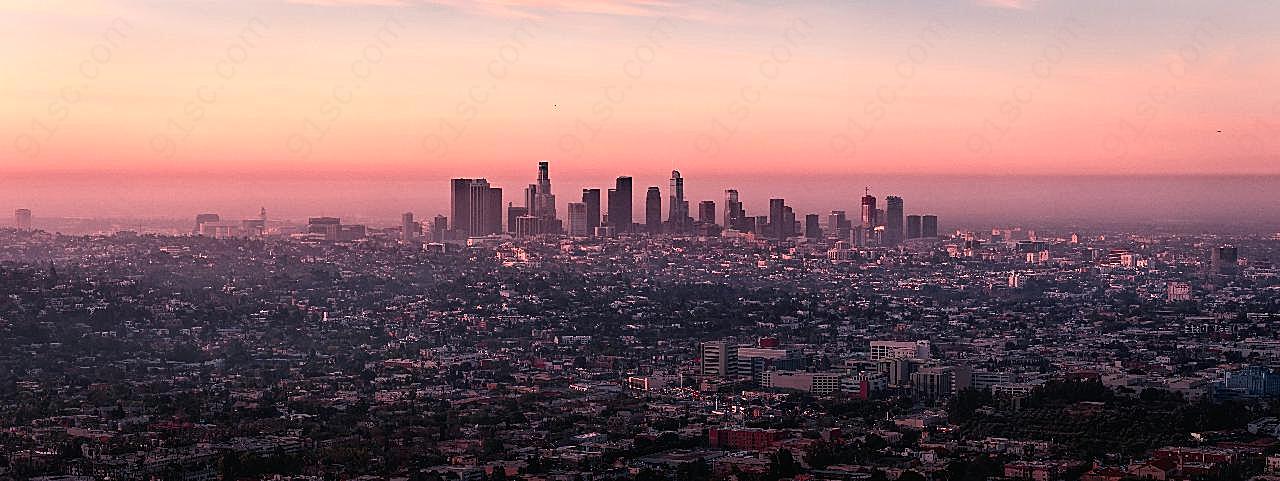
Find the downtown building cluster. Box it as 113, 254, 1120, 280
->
435, 161, 940, 246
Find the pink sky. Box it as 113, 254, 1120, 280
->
4, 0, 1280, 178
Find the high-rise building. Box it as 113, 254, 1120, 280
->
506, 204, 528, 233
828, 210, 850, 241
885, 196, 904, 245
528, 161, 557, 220
769, 199, 786, 239
922, 215, 938, 238
906, 215, 922, 239
805, 214, 821, 239
698, 200, 716, 224
667, 170, 690, 232
194, 213, 220, 234
14, 209, 32, 230
581, 188, 601, 230
401, 212, 418, 242
608, 176, 632, 233
567, 202, 588, 236
724, 189, 744, 230
1211, 245, 1239, 275
700, 341, 736, 378
431, 215, 448, 242
645, 186, 662, 233
451, 178, 502, 236
860, 191, 877, 229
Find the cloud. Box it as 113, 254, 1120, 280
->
976, 0, 1035, 10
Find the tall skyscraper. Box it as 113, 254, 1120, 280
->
769, 199, 787, 239
608, 176, 632, 233
451, 178, 503, 236
906, 215, 922, 239
885, 195, 904, 245
828, 210, 850, 241
401, 212, 418, 241
14, 209, 32, 230
581, 188, 601, 230
506, 204, 528, 233
431, 215, 448, 242
698, 201, 716, 224
567, 202, 588, 236
724, 189, 744, 229
645, 186, 662, 233
921, 215, 938, 238
860, 190, 877, 229
667, 170, 690, 232
805, 214, 821, 239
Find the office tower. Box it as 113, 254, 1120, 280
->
608, 176, 632, 233
768, 199, 785, 239
645, 186, 662, 233
805, 214, 821, 239
667, 170, 690, 232
581, 188, 601, 230
451, 178, 503, 236
1211, 245, 1239, 275
698, 201, 716, 224
752, 215, 768, 234
700, 341, 736, 378
828, 210, 850, 241
875, 209, 885, 228
194, 213, 220, 234
506, 204, 528, 233
784, 206, 796, 238
14, 209, 32, 230
514, 215, 540, 237
523, 161, 556, 220
567, 202, 588, 236
922, 215, 938, 238
431, 215, 448, 242
724, 189, 744, 229
401, 212, 418, 241
860, 190, 876, 228
885, 195, 904, 245
907, 215, 922, 239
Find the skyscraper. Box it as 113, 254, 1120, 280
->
805, 214, 821, 239
724, 189, 744, 229
581, 188, 601, 230
885, 195, 904, 245
506, 204, 528, 233
608, 176, 632, 233
860, 191, 877, 229
698, 200, 716, 224
529, 161, 557, 220
15, 209, 32, 230
645, 186, 662, 233
401, 212, 418, 242
451, 178, 503, 236
431, 215, 448, 242
667, 170, 690, 233
921, 215, 938, 238
906, 215, 922, 239
828, 210, 850, 241
567, 202, 588, 236
769, 199, 787, 239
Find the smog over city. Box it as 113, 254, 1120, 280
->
3, 2, 1280, 481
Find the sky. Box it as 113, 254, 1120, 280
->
3, 1, 1280, 225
